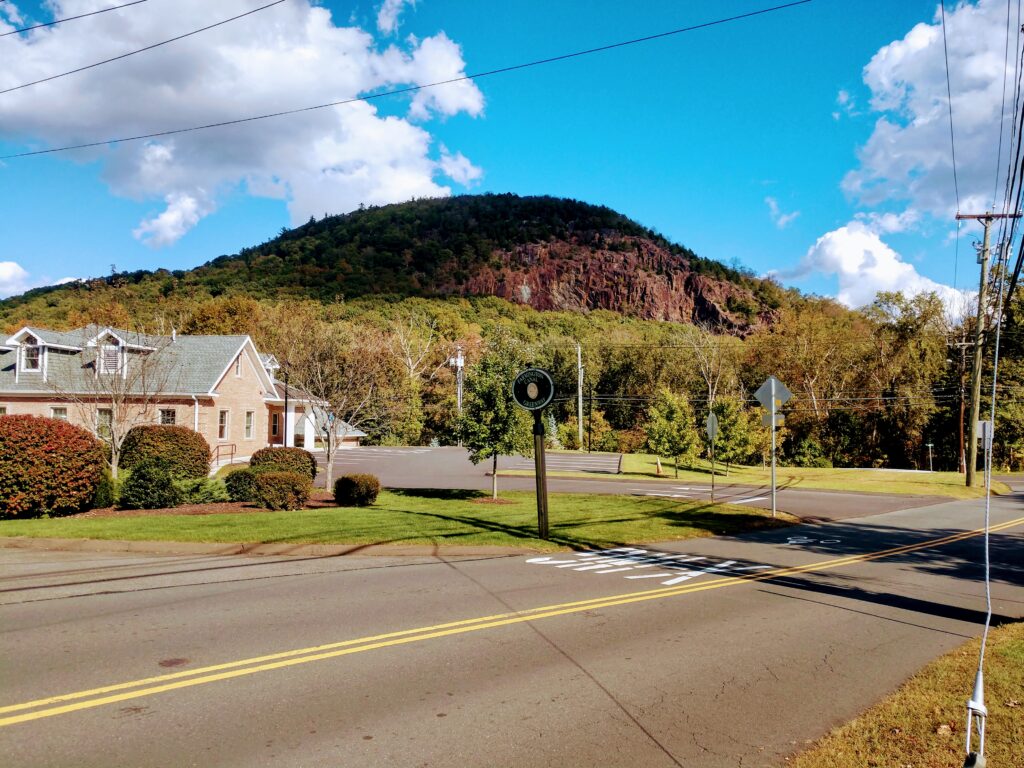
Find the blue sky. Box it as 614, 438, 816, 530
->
0, 1, 1011, 308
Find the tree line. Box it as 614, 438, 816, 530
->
14, 285, 1024, 475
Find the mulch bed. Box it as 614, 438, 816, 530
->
70, 491, 338, 518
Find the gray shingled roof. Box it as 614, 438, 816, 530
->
0, 327, 252, 396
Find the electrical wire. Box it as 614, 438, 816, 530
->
0, 0, 813, 159
992, 0, 1013, 209
940, 0, 962, 212
0, 0, 148, 37
0, 0, 286, 95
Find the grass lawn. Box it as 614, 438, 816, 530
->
0, 490, 796, 551
792, 621, 1024, 767
501, 451, 1007, 499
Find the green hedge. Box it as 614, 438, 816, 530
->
118, 459, 182, 510
0, 415, 106, 518
250, 447, 317, 480
121, 425, 211, 479
333, 474, 381, 507
223, 466, 271, 502
252, 471, 312, 511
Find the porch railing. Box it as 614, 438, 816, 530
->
212, 443, 237, 466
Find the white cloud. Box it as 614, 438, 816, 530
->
780, 221, 965, 310
764, 196, 800, 229
377, 0, 414, 35
0, 0, 483, 247
0, 261, 31, 297
439, 147, 483, 186
843, 0, 1012, 218
854, 209, 920, 234
133, 191, 216, 248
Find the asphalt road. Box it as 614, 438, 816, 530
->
320, 446, 946, 521
2, 493, 1022, 766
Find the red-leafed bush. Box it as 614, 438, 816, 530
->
120, 425, 211, 479
0, 415, 107, 518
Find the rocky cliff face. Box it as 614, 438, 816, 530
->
444, 236, 769, 331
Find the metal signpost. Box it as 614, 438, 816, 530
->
705, 411, 719, 503
754, 375, 792, 518
512, 368, 556, 540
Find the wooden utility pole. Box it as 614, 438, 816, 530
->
956, 212, 1020, 486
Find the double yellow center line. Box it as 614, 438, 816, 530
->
3, 516, 1022, 727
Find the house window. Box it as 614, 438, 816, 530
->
160, 409, 176, 425
23, 344, 41, 371
245, 411, 254, 440
218, 410, 229, 440
235, 356, 242, 377
99, 343, 121, 374
0, 406, 6, 416
50, 407, 68, 421
96, 408, 113, 440
271, 412, 280, 437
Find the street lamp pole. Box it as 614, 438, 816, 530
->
927, 442, 934, 473
449, 345, 465, 447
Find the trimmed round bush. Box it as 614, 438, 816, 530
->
252, 471, 312, 511
223, 466, 269, 502
121, 425, 211, 479
334, 474, 381, 507
118, 459, 182, 510
0, 415, 106, 518
250, 447, 317, 480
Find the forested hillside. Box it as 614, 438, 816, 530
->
0, 194, 792, 332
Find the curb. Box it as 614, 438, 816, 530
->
0, 536, 543, 559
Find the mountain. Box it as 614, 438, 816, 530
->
1, 194, 792, 331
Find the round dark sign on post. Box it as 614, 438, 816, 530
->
513, 367, 555, 541
512, 368, 555, 411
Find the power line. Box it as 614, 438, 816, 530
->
0, 0, 149, 38
940, 1, 961, 212
0, 0, 286, 96
992, 0, 1013, 208
0, 0, 813, 160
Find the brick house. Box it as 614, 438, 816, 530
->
0, 325, 364, 461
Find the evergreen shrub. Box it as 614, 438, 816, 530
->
223, 466, 270, 502
252, 471, 311, 510
175, 477, 229, 504
92, 470, 118, 509
334, 474, 381, 507
250, 447, 317, 480
0, 415, 106, 518
118, 459, 182, 510
121, 425, 211, 479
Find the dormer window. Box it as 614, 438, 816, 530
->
22, 343, 40, 371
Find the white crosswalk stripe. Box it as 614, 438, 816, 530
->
525, 548, 772, 586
